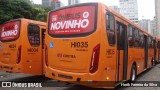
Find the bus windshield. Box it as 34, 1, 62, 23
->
48, 4, 97, 37
0, 21, 20, 42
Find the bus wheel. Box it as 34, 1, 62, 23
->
130, 64, 136, 82
151, 59, 155, 66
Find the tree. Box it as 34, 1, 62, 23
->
0, 0, 34, 24
33, 4, 53, 22
0, 0, 53, 24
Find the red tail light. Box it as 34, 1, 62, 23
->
45, 44, 48, 66
16, 45, 22, 64
89, 44, 100, 73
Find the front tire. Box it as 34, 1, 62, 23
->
130, 64, 136, 82
151, 59, 156, 66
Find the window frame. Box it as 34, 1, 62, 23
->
139, 31, 144, 48
116, 22, 126, 50
133, 28, 140, 48
157, 41, 160, 49
106, 12, 115, 46
128, 25, 134, 47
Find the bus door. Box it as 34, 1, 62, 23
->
27, 24, 42, 74
116, 22, 128, 81
41, 28, 46, 70
144, 35, 148, 68
42, 29, 46, 50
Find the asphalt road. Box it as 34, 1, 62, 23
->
0, 64, 160, 90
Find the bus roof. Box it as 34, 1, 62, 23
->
2, 18, 46, 26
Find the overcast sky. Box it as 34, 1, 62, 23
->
31, 0, 155, 20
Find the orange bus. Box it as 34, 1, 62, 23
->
0, 18, 46, 75
44, 3, 156, 88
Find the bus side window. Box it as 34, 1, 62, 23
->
133, 28, 139, 47
118, 24, 125, 50
150, 37, 152, 48
42, 29, 46, 49
28, 24, 40, 46
128, 26, 134, 47
148, 37, 150, 48
151, 38, 154, 48
157, 41, 160, 49
106, 13, 115, 46
148, 37, 151, 48
139, 31, 144, 48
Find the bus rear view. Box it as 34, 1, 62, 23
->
45, 3, 107, 87
0, 19, 46, 75
0, 20, 21, 72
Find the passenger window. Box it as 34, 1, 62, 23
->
128, 26, 134, 47
139, 31, 144, 48
106, 13, 115, 46
151, 38, 154, 48
133, 28, 139, 47
28, 24, 40, 46
157, 41, 160, 49
148, 37, 151, 48
117, 22, 126, 50
42, 29, 46, 49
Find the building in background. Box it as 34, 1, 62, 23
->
110, 5, 120, 13
119, 0, 138, 24
138, 19, 151, 33
155, 0, 160, 37
151, 18, 157, 36
51, 0, 64, 9
42, 0, 50, 6
42, 0, 64, 9
138, 19, 156, 35
68, 0, 80, 5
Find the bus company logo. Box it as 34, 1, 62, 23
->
14, 25, 18, 30
57, 53, 62, 58
52, 15, 57, 22
2, 82, 11, 87
83, 11, 89, 18
63, 54, 76, 58
2, 27, 4, 31
57, 53, 76, 58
